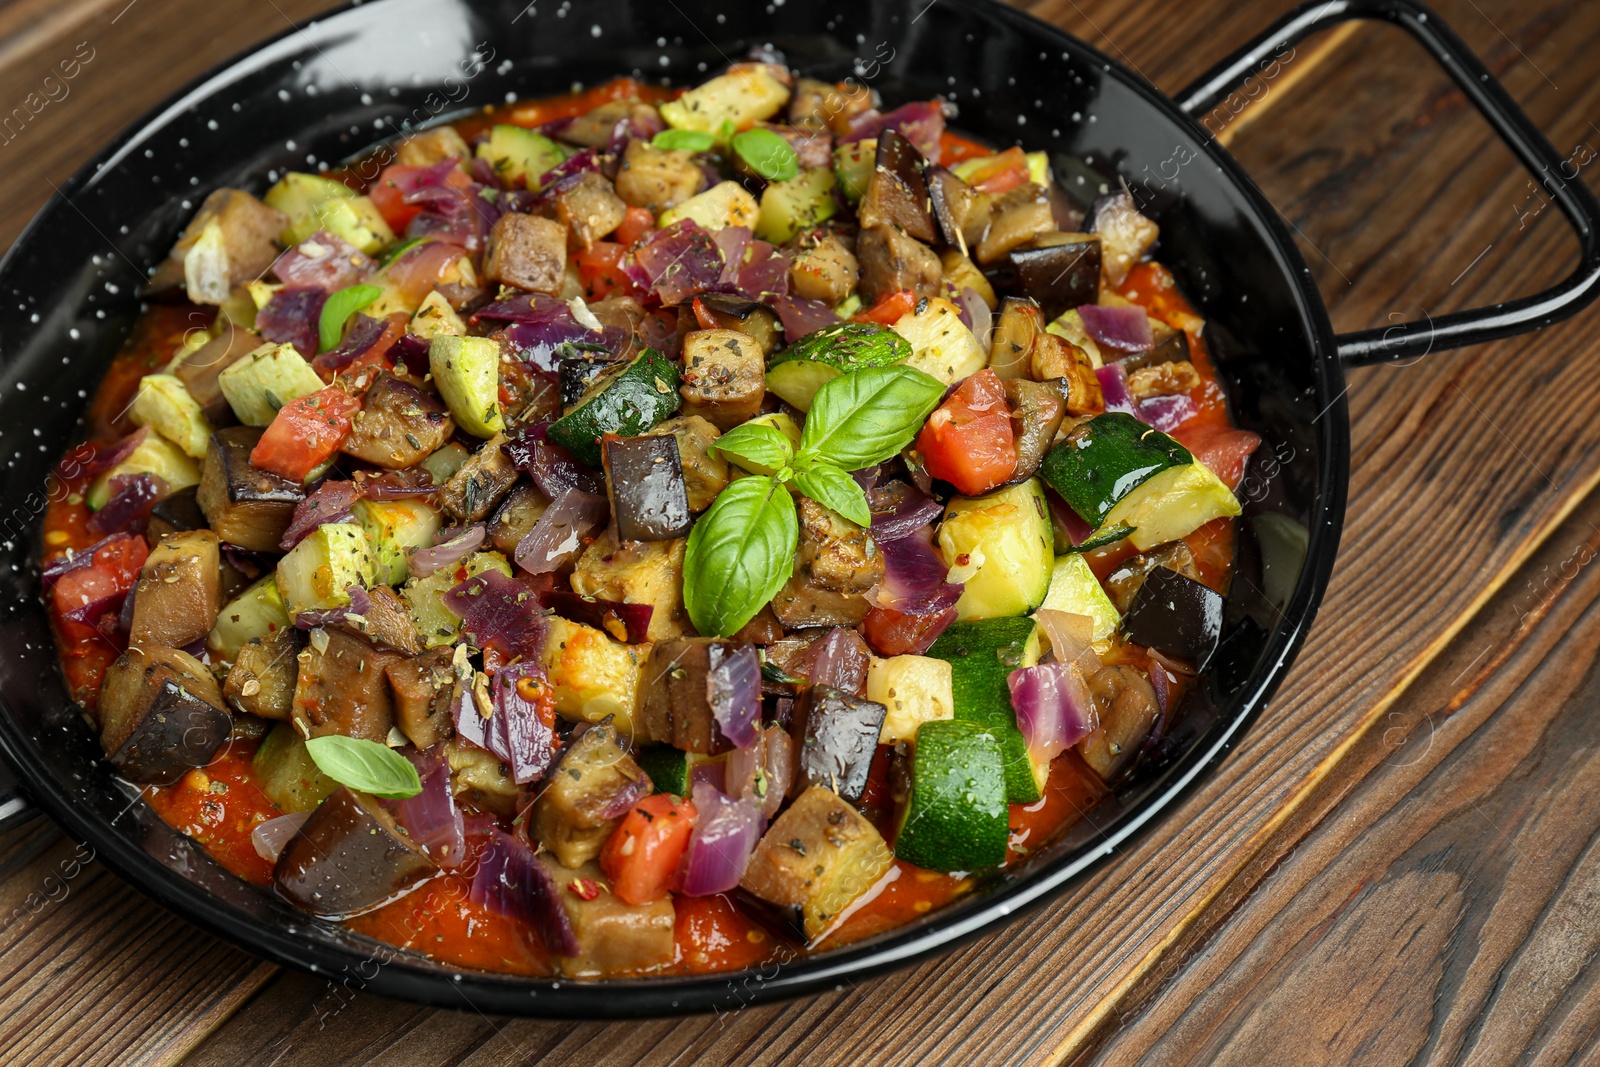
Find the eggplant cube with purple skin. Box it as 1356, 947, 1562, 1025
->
989, 234, 1103, 322
603, 434, 692, 542
639, 637, 761, 754
275, 786, 436, 917
196, 425, 305, 553
531, 718, 651, 868
789, 684, 888, 803
1122, 566, 1224, 669
97, 646, 232, 785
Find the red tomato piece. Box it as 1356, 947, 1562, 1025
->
50, 534, 148, 644
860, 605, 957, 657
614, 206, 656, 248
599, 793, 697, 906
851, 289, 918, 326
250, 386, 362, 483
916, 368, 1016, 495
690, 297, 719, 331
937, 130, 994, 165
368, 163, 472, 232
1174, 423, 1262, 492
575, 242, 641, 302
674, 893, 775, 974
962, 146, 1031, 195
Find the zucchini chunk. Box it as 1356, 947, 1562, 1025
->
937, 478, 1054, 620
129, 373, 214, 459
217, 342, 325, 426
128, 529, 220, 650
276, 522, 376, 620
659, 67, 792, 133
353, 497, 442, 586
765, 322, 909, 412
891, 296, 988, 385
252, 721, 336, 813
97, 646, 231, 785
403, 550, 511, 647
207, 574, 292, 663
740, 785, 894, 941
658, 180, 760, 232
832, 139, 876, 203
927, 617, 1045, 803
532, 720, 652, 869
756, 166, 839, 244
1039, 553, 1121, 644
546, 348, 681, 467
265, 172, 395, 254
895, 719, 1009, 872
540, 615, 649, 735
86, 431, 200, 511
173, 324, 264, 425
475, 124, 567, 186
428, 335, 505, 439
866, 654, 954, 744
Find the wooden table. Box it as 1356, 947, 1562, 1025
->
3, 0, 1599, 1062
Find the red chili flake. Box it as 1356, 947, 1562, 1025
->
569, 878, 600, 901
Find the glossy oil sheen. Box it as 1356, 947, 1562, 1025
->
0, 0, 1345, 1015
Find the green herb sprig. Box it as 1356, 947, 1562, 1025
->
304, 734, 422, 798
683, 363, 944, 636
317, 283, 382, 353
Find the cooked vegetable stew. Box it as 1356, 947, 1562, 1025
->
41, 57, 1262, 978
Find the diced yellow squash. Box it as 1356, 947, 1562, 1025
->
276, 523, 376, 620
868, 655, 955, 743
539, 615, 650, 736
891, 297, 988, 384
402, 550, 511, 647
659, 68, 792, 133
129, 373, 213, 459
217, 342, 325, 426
658, 181, 760, 232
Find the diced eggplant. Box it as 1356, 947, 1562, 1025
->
223, 626, 302, 720
546, 171, 628, 250
274, 786, 436, 916
97, 646, 231, 784
487, 482, 552, 556
1089, 190, 1160, 287
532, 719, 651, 868
975, 184, 1054, 265
926, 165, 991, 254
328, 584, 424, 654
771, 498, 883, 629
147, 189, 287, 303
1103, 542, 1202, 614
173, 324, 265, 424
789, 684, 886, 803
603, 435, 691, 542
650, 416, 729, 513
439, 432, 519, 523
445, 736, 522, 813
693, 292, 783, 357
292, 627, 404, 743
394, 125, 470, 167
145, 485, 206, 547
1079, 665, 1160, 780
740, 784, 894, 940
987, 233, 1102, 320
858, 130, 935, 244
196, 426, 305, 551
857, 224, 943, 305
1125, 360, 1201, 401
538, 856, 675, 977
614, 138, 704, 216
128, 529, 221, 650
789, 235, 860, 307
679, 328, 765, 431
731, 605, 785, 645
341, 375, 455, 469
571, 527, 687, 643
1122, 566, 1224, 667
560, 100, 662, 148
383, 646, 457, 749
559, 351, 624, 410
639, 637, 755, 753
483, 212, 567, 295
989, 297, 1046, 380
1033, 336, 1104, 416
1142, 318, 1191, 368
1005, 378, 1068, 482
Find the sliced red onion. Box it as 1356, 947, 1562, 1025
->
443, 569, 549, 662
724, 722, 792, 820
1035, 608, 1102, 677
256, 286, 328, 358
1008, 661, 1099, 763
957, 287, 993, 350
713, 225, 752, 286
534, 148, 603, 196
62, 587, 130, 627
540, 588, 653, 644
513, 488, 608, 574
1148, 661, 1175, 718
490, 661, 561, 785
86, 473, 165, 537
689, 757, 726, 795
62, 428, 148, 481
293, 584, 374, 631
387, 332, 430, 376
841, 100, 946, 160
312, 313, 393, 375
42, 531, 138, 588
636, 220, 725, 306
408, 523, 485, 579
1095, 362, 1136, 415
708, 643, 761, 751
681, 782, 764, 897
473, 291, 574, 326
469, 831, 579, 956
251, 811, 311, 863
392, 761, 467, 868
501, 423, 604, 497
405, 183, 497, 252
733, 240, 789, 302
1078, 304, 1153, 355
771, 294, 841, 343
803, 628, 871, 696
869, 482, 945, 543
874, 526, 964, 617
279, 480, 360, 551
1136, 393, 1198, 432
271, 230, 374, 290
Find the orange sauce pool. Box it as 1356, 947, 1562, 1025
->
41, 79, 1243, 981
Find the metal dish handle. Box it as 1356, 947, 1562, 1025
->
0, 756, 39, 834
1177, 0, 1600, 366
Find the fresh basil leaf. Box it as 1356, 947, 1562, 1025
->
653, 129, 716, 153
797, 364, 946, 471
303, 735, 422, 799
318, 283, 383, 353
791, 461, 871, 526
731, 128, 800, 182
683, 475, 798, 637
712, 421, 794, 473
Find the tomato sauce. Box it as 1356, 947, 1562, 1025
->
348, 872, 556, 976
144, 739, 281, 886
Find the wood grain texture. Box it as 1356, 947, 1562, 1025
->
0, 0, 1598, 1064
